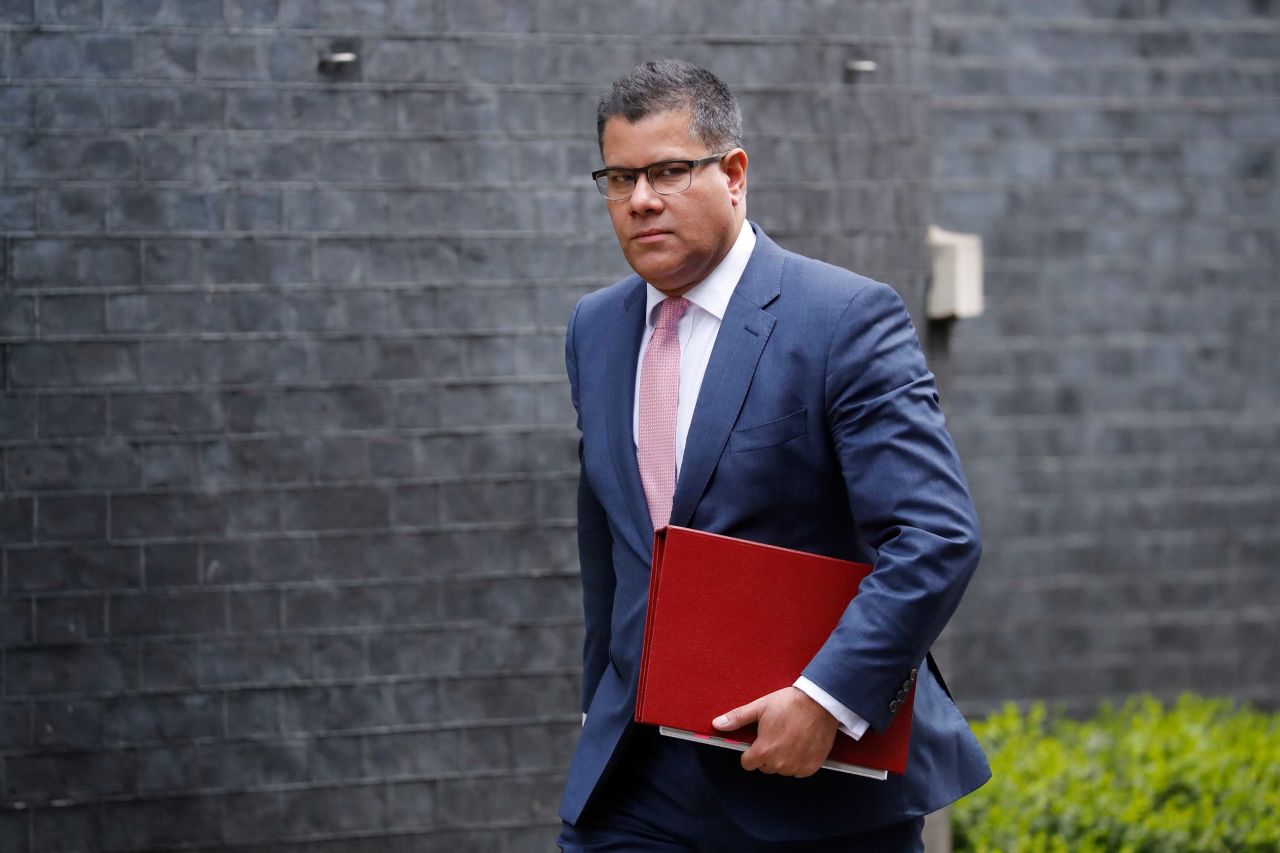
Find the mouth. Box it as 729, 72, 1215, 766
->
632, 230, 671, 244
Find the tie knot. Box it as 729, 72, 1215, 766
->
655, 296, 689, 333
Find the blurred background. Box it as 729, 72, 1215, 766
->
0, 1, 1276, 850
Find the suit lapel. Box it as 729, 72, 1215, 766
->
669, 224, 783, 528
605, 277, 658, 544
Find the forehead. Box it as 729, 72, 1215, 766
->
601, 109, 699, 166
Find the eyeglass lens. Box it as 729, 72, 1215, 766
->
597, 162, 693, 199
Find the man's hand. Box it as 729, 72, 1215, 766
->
712, 687, 839, 778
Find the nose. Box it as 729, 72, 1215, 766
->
627, 171, 664, 213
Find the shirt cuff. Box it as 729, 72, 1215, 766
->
581, 712, 587, 726
794, 676, 869, 741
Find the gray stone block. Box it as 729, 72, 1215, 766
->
278, 783, 386, 838
34, 596, 106, 644
137, 32, 199, 79
104, 0, 224, 26
197, 638, 310, 687
5, 645, 135, 695
98, 797, 221, 850
109, 590, 225, 638
35, 494, 108, 541
8, 544, 140, 592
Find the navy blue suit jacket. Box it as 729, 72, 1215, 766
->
560, 223, 990, 840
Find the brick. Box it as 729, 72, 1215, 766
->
278, 784, 385, 838
310, 633, 365, 679
109, 590, 224, 638
34, 595, 106, 644
141, 641, 199, 689
31, 805, 98, 853
198, 739, 309, 788
12, 32, 80, 78
1, 0, 34, 23
1, 598, 34, 645
8, 441, 140, 491
11, 238, 140, 287
280, 683, 395, 733
38, 188, 105, 230
110, 492, 226, 539
102, 692, 220, 743
5, 748, 138, 802
226, 0, 279, 27
98, 797, 220, 849
278, 0, 387, 29
0, 397, 38, 441
227, 588, 279, 634
280, 486, 389, 532
224, 689, 280, 736
35, 495, 107, 542
7, 545, 140, 592
282, 581, 437, 630
137, 32, 199, 79
198, 638, 309, 686
8, 342, 140, 388
202, 237, 311, 284
5, 646, 135, 696
219, 790, 282, 844
199, 36, 265, 80
437, 673, 577, 722
104, 0, 224, 26
108, 391, 222, 436
385, 779, 435, 831
365, 728, 460, 777
139, 441, 201, 489
136, 744, 200, 793
0, 293, 36, 336
32, 699, 102, 750
109, 188, 223, 231
307, 734, 362, 782
442, 574, 578, 623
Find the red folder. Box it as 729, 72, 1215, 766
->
635, 526, 915, 777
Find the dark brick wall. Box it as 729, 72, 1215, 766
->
0, 2, 931, 848
930, 1, 1280, 712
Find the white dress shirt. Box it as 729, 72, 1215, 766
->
630, 221, 870, 742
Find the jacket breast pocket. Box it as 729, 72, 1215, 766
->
730, 407, 807, 453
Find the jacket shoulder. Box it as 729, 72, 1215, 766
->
777, 248, 904, 316
571, 274, 643, 326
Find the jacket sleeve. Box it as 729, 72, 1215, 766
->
800, 281, 981, 733
566, 299, 616, 715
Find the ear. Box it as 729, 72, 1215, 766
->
723, 148, 748, 206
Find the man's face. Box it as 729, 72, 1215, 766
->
600, 109, 747, 296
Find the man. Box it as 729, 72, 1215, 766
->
558, 59, 989, 851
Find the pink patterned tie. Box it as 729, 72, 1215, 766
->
638, 296, 690, 529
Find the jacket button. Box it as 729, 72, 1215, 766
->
889, 699, 901, 712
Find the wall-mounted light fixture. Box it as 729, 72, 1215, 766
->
318, 40, 361, 78
844, 59, 878, 84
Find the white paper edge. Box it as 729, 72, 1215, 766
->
657, 726, 889, 781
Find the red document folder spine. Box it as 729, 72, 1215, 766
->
635, 525, 916, 777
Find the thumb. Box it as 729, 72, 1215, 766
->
714, 697, 764, 730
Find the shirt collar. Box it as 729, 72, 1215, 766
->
644, 220, 756, 327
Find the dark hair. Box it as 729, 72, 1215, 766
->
596, 59, 743, 157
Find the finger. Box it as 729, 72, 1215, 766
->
740, 745, 763, 772
713, 697, 764, 730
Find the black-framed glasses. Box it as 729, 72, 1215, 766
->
592, 152, 730, 200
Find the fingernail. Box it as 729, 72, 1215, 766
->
713, 715, 729, 728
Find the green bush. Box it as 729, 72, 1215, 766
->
953, 694, 1280, 852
